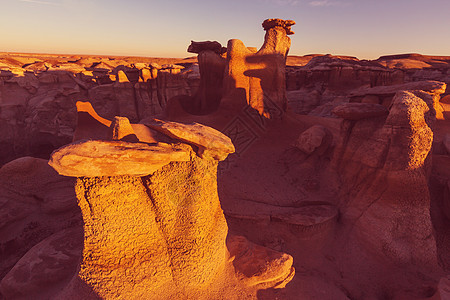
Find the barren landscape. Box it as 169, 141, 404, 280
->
1, 17, 450, 300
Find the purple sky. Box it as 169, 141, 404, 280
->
1, 0, 449, 59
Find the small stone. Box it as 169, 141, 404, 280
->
108, 116, 139, 142
117, 70, 129, 83
293, 125, 329, 154
227, 235, 295, 288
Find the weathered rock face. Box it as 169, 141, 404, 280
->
0, 228, 82, 299
285, 55, 404, 116
376, 54, 450, 91
0, 157, 80, 283
286, 55, 401, 91
349, 81, 447, 120
333, 89, 439, 266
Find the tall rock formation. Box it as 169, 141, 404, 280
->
223, 19, 295, 119
332, 82, 447, 266
174, 41, 227, 115
169, 18, 295, 119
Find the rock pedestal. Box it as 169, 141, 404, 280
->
50, 121, 232, 298
46, 104, 294, 299
64, 154, 228, 299
177, 41, 226, 115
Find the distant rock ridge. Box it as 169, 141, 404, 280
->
377, 53, 450, 63
188, 40, 227, 55
1, 48, 450, 165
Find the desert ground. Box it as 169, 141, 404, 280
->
1, 18, 450, 299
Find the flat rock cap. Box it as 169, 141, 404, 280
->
49, 140, 191, 177
187, 41, 227, 54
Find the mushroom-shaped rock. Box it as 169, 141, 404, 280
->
145, 119, 235, 160
332, 103, 389, 120
262, 18, 296, 35
46, 100, 294, 297
50, 144, 238, 299
171, 42, 227, 115
171, 18, 295, 118
49, 140, 192, 177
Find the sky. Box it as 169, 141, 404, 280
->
0, 0, 449, 60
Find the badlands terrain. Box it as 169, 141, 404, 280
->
1, 18, 450, 299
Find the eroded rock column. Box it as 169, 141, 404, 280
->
49, 119, 235, 298
72, 154, 228, 298
331, 85, 447, 266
